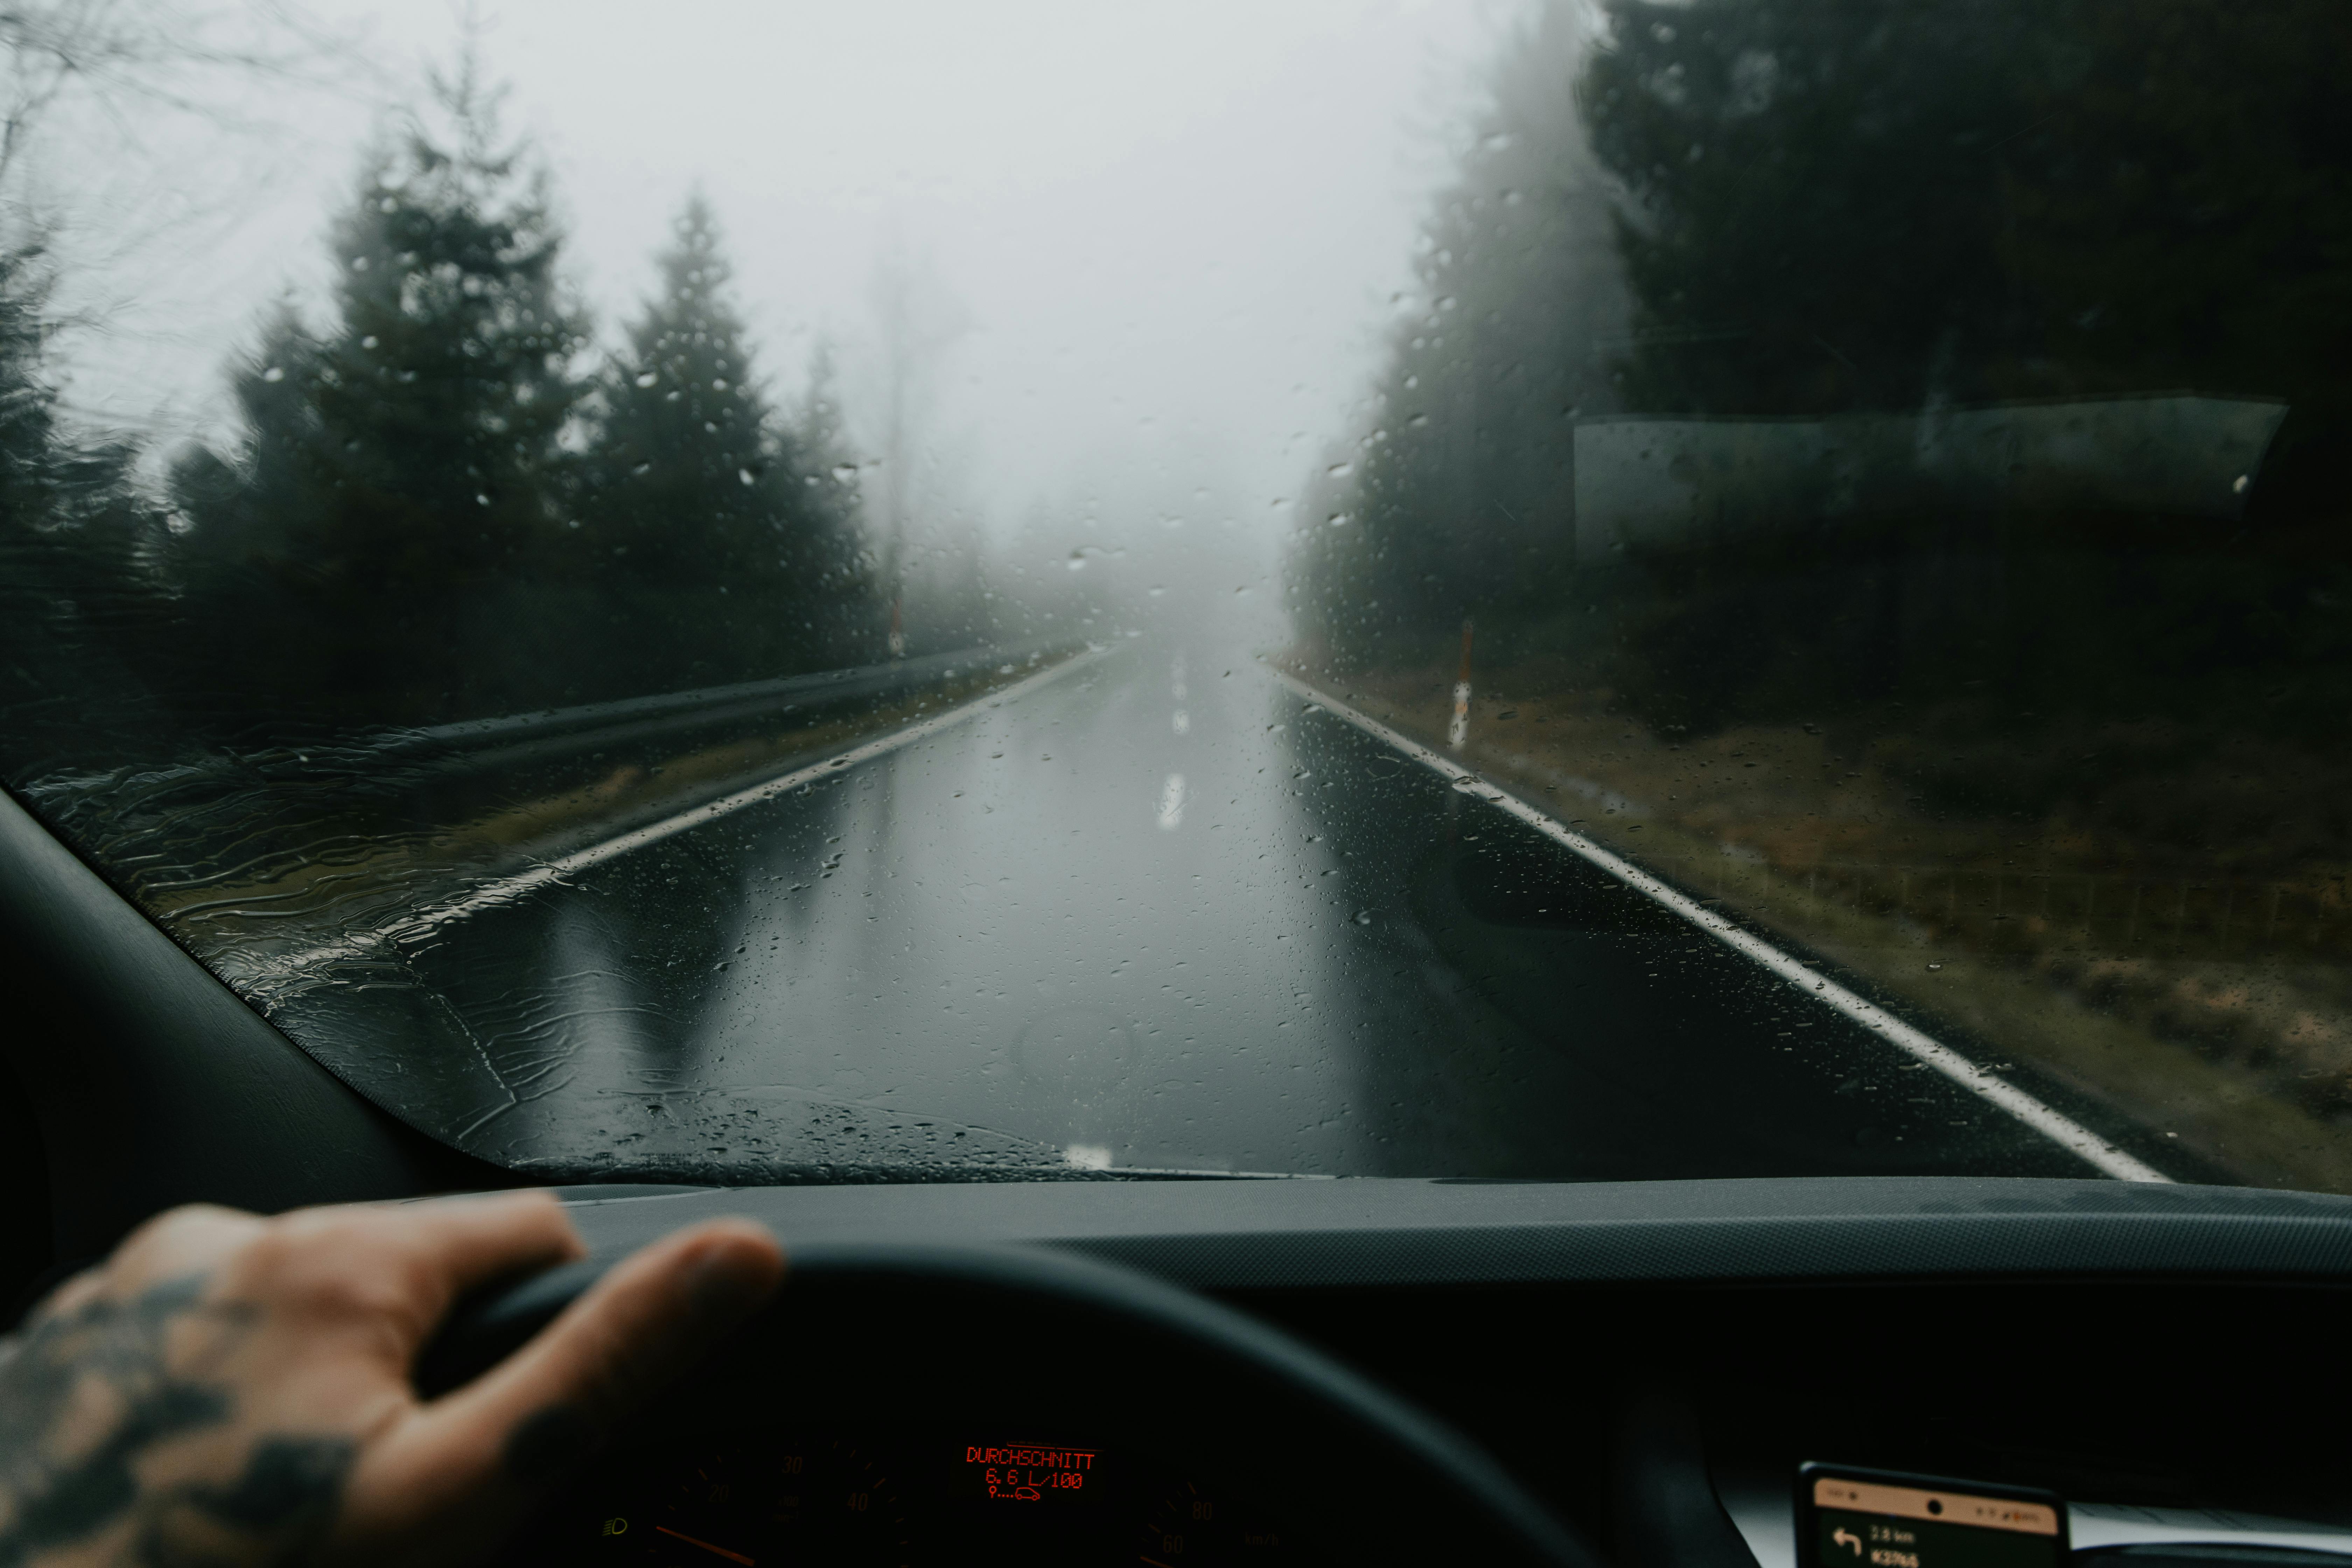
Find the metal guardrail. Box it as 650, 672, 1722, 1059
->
354, 636, 1085, 775
15, 636, 1092, 857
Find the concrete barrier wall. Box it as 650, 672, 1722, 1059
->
1573, 396, 2290, 565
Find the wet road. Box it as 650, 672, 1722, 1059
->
277, 635, 2160, 1182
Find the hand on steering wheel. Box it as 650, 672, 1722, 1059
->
0, 1193, 782, 1568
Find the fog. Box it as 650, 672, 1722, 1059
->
16, 0, 2352, 1198
26, 0, 1518, 590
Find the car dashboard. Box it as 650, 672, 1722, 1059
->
530, 1425, 1323, 1568
481, 1177, 2352, 1568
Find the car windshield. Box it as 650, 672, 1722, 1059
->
2, 0, 2347, 1191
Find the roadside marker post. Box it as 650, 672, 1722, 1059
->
1449, 617, 1474, 752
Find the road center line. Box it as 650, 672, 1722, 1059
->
258, 646, 1108, 983
1273, 668, 2171, 1184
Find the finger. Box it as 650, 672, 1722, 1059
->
434, 1218, 784, 1450
331, 1220, 782, 1555
372, 1191, 590, 1307
234, 1192, 588, 1359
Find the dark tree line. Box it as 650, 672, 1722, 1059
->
1292, 0, 2352, 741
3, 63, 878, 760
1584, 0, 2352, 496
1288, 2, 1624, 669
0, 227, 177, 779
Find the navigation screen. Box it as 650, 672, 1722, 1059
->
1803, 1468, 2066, 1568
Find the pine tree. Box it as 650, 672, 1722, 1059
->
175, 50, 591, 720
1290, 1, 1625, 666
0, 234, 174, 766
792, 341, 883, 663
0, 238, 63, 537
583, 196, 873, 686
0, 237, 145, 561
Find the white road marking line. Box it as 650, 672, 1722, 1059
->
1274, 669, 2172, 1183
260, 646, 1109, 981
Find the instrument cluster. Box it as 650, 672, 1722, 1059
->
524, 1427, 1323, 1567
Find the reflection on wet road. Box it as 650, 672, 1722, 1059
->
274, 638, 2175, 1182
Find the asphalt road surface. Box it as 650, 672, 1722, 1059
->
276, 632, 2183, 1183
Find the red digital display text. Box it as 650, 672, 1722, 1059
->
958, 1442, 1101, 1506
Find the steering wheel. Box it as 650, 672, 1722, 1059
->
420, 1239, 1602, 1567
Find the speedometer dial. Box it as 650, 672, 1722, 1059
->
1136, 1477, 1306, 1567
645, 1447, 757, 1568
799, 1437, 915, 1567
556, 1438, 910, 1568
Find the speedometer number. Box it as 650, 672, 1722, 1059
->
1139, 1478, 1306, 1566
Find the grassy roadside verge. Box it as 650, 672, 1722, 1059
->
145, 652, 1077, 954
1284, 655, 2352, 1194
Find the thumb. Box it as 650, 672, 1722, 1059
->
338, 1220, 784, 1560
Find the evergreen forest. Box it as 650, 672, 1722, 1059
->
0, 61, 889, 770
1289, 0, 2352, 747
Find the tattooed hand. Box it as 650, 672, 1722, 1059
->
0, 1193, 784, 1568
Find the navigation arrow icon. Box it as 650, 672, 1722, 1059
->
1834, 1530, 1863, 1556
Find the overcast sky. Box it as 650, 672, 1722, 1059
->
30, 0, 1526, 564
